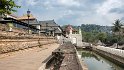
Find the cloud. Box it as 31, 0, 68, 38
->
95, 0, 124, 25
15, 0, 23, 6
57, 0, 80, 7
15, 0, 38, 6
26, 0, 38, 6
40, 0, 80, 10
109, 7, 124, 14
14, 0, 124, 26
96, 0, 123, 15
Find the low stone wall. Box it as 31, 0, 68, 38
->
92, 46, 124, 67
46, 42, 83, 70
0, 38, 57, 54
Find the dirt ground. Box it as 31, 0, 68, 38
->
0, 43, 59, 70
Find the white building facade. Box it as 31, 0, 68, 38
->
65, 25, 83, 47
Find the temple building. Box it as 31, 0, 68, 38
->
0, 13, 63, 36
64, 25, 82, 47
17, 14, 40, 34
64, 25, 78, 36
18, 15, 63, 36
39, 20, 63, 37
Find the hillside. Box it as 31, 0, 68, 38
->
61, 24, 112, 33
81, 24, 112, 33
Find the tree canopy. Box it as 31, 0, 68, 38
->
0, 0, 20, 15
112, 19, 122, 33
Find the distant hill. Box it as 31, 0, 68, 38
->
61, 24, 112, 33
81, 24, 112, 33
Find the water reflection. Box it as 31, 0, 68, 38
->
78, 50, 124, 70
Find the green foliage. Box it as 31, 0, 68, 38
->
0, 0, 20, 15
81, 24, 111, 33
80, 23, 124, 45
82, 32, 95, 43
82, 31, 107, 43
96, 32, 107, 42
112, 19, 122, 32
112, 19, 124, 45
104, 35, 117, 45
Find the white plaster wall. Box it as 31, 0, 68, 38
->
69, 34, 82, 47
95, 46, 124, 58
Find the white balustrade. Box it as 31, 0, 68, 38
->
95, 45, 124, 58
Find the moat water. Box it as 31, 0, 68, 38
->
78, 50, 124, 70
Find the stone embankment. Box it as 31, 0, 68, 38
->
92, 45, 124, 67
0, 38, 57, 54
0, 24, 57, 54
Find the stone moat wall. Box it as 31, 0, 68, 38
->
44, 42, 83, 70
0, 38, 57, 54
92, 46, 124, 67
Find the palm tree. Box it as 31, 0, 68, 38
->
112, 19, 122, 48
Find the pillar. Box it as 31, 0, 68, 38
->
79, 26, 82, 34
53, 31, 55, 36
70, 28, 72, 34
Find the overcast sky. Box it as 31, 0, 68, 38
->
14, 0, 124, 26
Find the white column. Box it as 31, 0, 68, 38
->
70, 29, 72, 34
53, 31, 54, 36
79, 27, 82, 34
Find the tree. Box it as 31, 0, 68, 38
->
112, 19, 123, 48
83, 32, 97, 43
97, 32, 107, 43
113, 19, 122, 33
0, 0, 20, 16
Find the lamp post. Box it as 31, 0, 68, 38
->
46, 23, 48, 43
46, 23, 48, 35
27, 9, 30, 34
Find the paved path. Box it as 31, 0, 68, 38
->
0, 43, 59, 70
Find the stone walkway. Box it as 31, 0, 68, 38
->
0, 43, 59, 70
